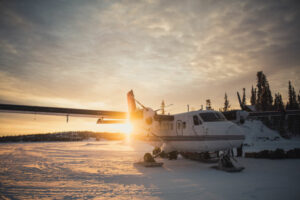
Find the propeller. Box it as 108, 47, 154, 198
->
134, 98, 148, 110
134, 97, 173, 114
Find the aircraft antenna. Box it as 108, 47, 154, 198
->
206, 99, 212, 110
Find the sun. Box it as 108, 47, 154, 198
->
117, 120, 133, 135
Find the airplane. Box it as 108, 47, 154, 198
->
0, 90, 248, 171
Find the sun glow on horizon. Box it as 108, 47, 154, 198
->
0, 113, 135, 136
115, 120, 133, 135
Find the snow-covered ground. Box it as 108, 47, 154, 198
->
241, 120, 300, 153
0, 140, 300, 200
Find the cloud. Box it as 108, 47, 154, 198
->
0, 0, 299, 134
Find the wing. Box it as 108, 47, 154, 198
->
0, 104, 127, 123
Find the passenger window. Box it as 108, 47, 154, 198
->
193, 115, 200, 125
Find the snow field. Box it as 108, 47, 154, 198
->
0, 141, 300, 200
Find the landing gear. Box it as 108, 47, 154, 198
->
168, 151, 178, 160
219, 154, 234, 168
237, 144, 243, 157
134, 150, 163, 167
144, 150, 177, 162
144, 153, 155, 163
212, 149, 245, 172
152, 147, 178, 160
180, 152, 219, 163
152, 147, 161, 156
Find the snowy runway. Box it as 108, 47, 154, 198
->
0, 141, 300, 200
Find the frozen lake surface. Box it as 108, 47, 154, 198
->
0, 140, 300, 200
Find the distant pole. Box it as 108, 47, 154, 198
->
161, 100, 165, 115
187, 104, 189, 112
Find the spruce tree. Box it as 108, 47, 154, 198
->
292, 87, 299, 109
256, 71, 273, 111
298, 90, 300, 106
267, 84, 273, 108
250, 85, 256, 105
287, 81, 299, 110
287, 81, 292, 109
256, 71, 264, 110
274, 93, 284, 111
286, 81, 299, 135
256, 71, 263, 107
223, 93, 230, 111
273, 92, 285, 136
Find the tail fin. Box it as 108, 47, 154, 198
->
237, 91, 252, 112
237, 92, 244, 110
127, 90, 137, 114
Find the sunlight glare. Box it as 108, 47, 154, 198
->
118, 120, 133, 135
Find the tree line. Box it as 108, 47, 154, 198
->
223, 71, 299, 136
223, 71, 300, 112
0, 131, 126, 143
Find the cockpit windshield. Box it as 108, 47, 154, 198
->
199, 112, 226, 122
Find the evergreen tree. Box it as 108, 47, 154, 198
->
256, 71, 265, 94
256, 71, 273, 111
287, 81, 292, 109
298, 90, 300, 105
292, 87, 297, 107
286, 81, 299, 135
256, 71, 264, 110
274, 93, 284, 111
266, 84, 273, 108
287, 81, 299, 110
223, 93, 230, 111
292, 87, 298, 109
250, 85, 256, 105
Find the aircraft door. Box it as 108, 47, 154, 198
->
192, 115, 204, 135
176, 120, 183, 136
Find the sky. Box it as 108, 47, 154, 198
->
0, 0, 300, 135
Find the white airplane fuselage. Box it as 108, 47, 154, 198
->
132, 109, 245, 153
